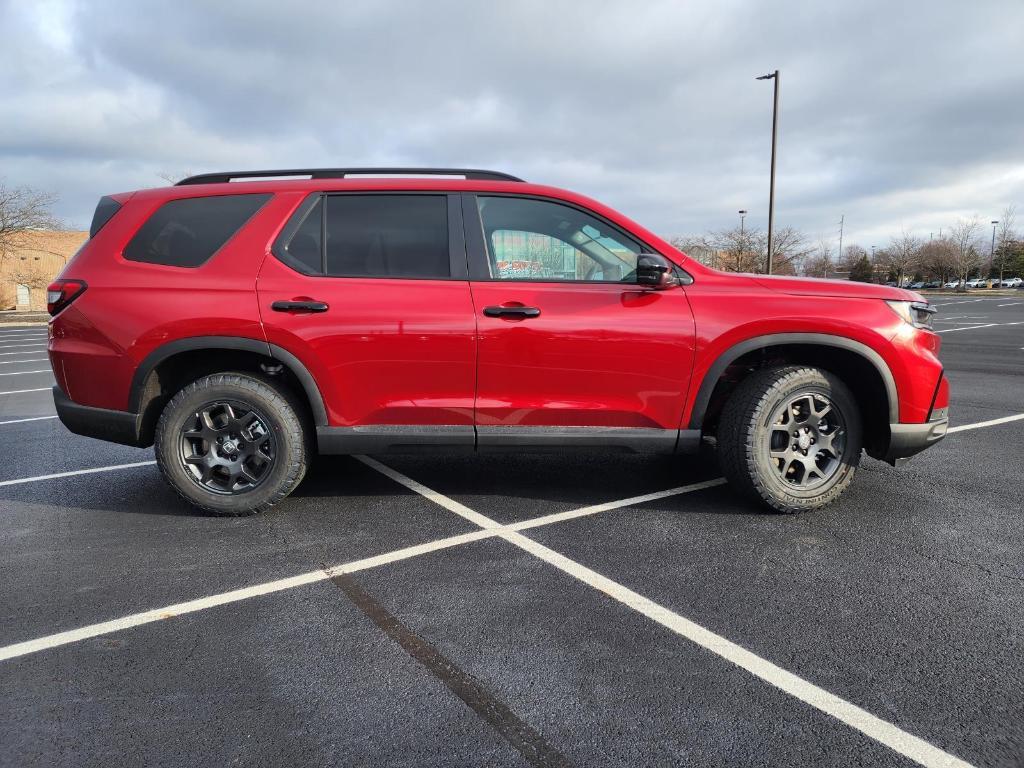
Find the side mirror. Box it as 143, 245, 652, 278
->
636, 253, 681, 290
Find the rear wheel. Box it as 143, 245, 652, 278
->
155, 373, 309, 515
717, 366, 862, 513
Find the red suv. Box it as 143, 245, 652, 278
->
48, 168, 949, 515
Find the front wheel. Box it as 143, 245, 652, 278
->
717, 366, 863, 513
154, 373, 310, 515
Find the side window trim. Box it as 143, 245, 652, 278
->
270, 192, 324, 276
271, 191, 467, 280
462, 192, 685, 284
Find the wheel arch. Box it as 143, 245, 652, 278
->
130, 336, 327, 446
689, 333, 898, 457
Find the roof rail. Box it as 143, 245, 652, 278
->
175, 168, 524, 185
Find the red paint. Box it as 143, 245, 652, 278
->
50, 176, 946, 437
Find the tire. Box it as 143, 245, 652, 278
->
154, 373, 310, 516
717, 366, 863, 514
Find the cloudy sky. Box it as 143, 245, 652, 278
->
2, 0, 1022, 249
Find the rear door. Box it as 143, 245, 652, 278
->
258, 191, 477, 447
465, 193, 697, 451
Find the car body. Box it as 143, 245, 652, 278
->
965, 279, 983, 288
943, 281, 961, 289
909, 281, 925, 289
1001, 277, 1022, 288
48, 168, 950, 515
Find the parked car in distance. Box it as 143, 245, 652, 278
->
924, 281, 942, 289
48, 167, 950, 516
909, 281, 926, 289
1000, 277, 1022, 288
943, 280, 961, 289
965, 278, 983, 288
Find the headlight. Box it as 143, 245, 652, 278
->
886, 300, 936, 330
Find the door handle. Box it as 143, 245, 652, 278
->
483, 306, 541, 319
271, 300, 329, 313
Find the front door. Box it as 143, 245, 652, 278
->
464, 193, 696, 451
258, 191, 477, 449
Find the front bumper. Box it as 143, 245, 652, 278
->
884, 414, 948, 465
53, 386, 147, 447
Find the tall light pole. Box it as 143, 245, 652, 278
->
739, 209, 747, 238
990, 220, 999, 276
756, 70, 780, 274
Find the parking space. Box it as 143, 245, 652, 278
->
1, 310, 1022, 767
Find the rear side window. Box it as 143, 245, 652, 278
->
90, 196, 122, 237
124, 193, 270, 267
324, 195, 448, 278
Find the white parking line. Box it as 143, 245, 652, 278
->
0, 415, 58, 426
0, 358, 48, 365
936, 321, 1024, 334
0, 344, 48, 350
0, 529, 495, 663
0, 387, 51, 396
947, 413, 1024, 433
359, 459, 971, 768
0, 350, 49, 357
996, 302, 1023, 307
0, 369, 51, 377
0, 460, 156, 487
0, 477, 719, 660
931, 299, 984, 307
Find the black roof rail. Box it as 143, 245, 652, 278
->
175, 167, 524, 185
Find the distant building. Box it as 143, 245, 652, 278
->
0, 230, 87, 311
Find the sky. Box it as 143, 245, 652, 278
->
1, 0, 1022, 251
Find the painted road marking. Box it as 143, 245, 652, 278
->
931, 299, 985, 307
0, 478, 721, 661
0, 358, 48, 365
0, 344, 48, 350
0, 460, 157, 487
362, 460, 973, 768
996, 302, 1023, 307
0, 415, 58, 426
0, 350, 50, 357
936, 321, 1024, 334
0, 387, 51, 396
0, 369, 51, 377
947, 413, 1024, 433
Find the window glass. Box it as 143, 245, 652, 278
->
124, 194, 270, 267
281, 197, 323, 274
324, 195, 449, 278
476, 196, 642, 282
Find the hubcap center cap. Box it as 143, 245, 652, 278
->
797, 432, 812, 451
221, 439, 239, 454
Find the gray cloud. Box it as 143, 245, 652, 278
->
1, 0, 1021, 249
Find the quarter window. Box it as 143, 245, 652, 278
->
124, 194, 270, 267
324, 195, 449, 279
476, 196, 642, 282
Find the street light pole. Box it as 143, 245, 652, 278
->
757, 70, 780, 275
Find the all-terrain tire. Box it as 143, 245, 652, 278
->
717, 366, 863, 514
154, 373, 310, 516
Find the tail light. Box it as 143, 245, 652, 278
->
47, 279, 87, 316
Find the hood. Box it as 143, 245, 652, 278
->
748, 274, 923, 302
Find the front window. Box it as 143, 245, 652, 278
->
476, 196, 643, 282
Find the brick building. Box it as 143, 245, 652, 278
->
0, 230, 88, 311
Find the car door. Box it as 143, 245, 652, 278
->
258, 191, 477, 449
464, 193, 697, 451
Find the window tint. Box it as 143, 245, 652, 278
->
90, 196, 122, 238
476, 196, 642, 282
280, 197, 323, 274
124, 193, 270, 267
325, 195, 449, 279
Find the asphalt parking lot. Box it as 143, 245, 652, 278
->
1, 299, 1022, 768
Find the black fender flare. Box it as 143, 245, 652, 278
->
687, 332, 899, 429
129, 336, 328, 426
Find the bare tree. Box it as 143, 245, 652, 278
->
838, 244, 868, 272
949, 216, 982, 285
156, 170, 194, 185
669, 235, 719, 268
765, 226, 813, 275
0, 182, 60, 265
804, 239, 834, 278
880, 230, 921, 286
994, 205, 1018, 283
918, 237, 958, 283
